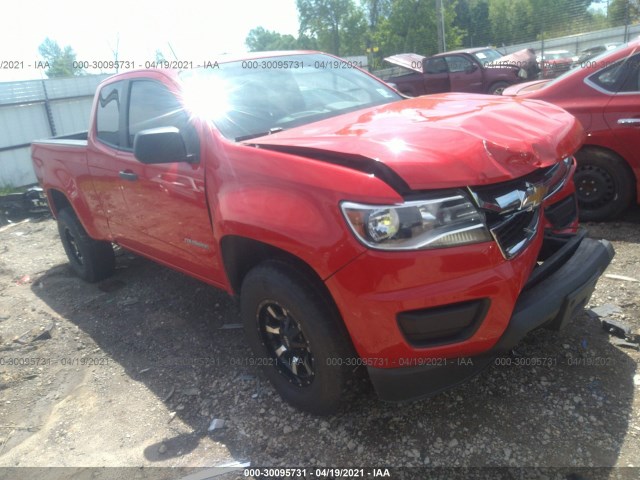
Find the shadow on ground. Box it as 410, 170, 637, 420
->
31, 245, 636, 471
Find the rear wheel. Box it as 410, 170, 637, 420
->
574, 148, 634, 222
240, 261, 354, 415
57, 208, 115, 282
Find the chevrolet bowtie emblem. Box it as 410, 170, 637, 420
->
521, 182, 548, 210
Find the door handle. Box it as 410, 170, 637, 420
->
617, 118, 640, 126
119, 170, 138, 181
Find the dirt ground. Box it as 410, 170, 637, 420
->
0, 207, 639, 480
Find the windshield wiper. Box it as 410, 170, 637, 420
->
236, 127, 284, 142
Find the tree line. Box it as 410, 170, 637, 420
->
246, 0, 640, 63
35, 0, 639, 78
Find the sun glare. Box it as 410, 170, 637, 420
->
182, 76, 231, 121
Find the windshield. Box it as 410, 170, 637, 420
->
180, 53, 402, 141
542, 51, 572, 60
471, 49, 504, 63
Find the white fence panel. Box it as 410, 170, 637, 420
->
50, 98, 95, 136
0, 74, 109, 188
0, 147, 33, 187
503, 24, 640, 55
0, 104, 51, 148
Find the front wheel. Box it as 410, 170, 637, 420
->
488, 81, 510, 95
240, 261, 354, 415
57, 208, 115, 282
574, 148, 634, 222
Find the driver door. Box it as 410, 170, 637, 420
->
445, 55, 484, 93
423, 57, 451, 94
117, 78, 220, 282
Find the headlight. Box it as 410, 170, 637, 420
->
341, 192, 492, 251
518, 68, 528, 79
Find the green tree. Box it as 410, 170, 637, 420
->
245, 27, 302, 51
38, 38, 84, 78
488, 0, 535, 45
363, 0, 392, 30
528, 0, 594, 38
469, 0, 492, 47
375, 0, 462, 58
608, 0, 640, 26
297, 0, 367, 55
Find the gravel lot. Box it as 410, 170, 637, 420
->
0, 208, 639, 479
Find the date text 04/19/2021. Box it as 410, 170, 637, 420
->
243, 468, 391, 477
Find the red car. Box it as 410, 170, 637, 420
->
32, 51, 612, 414
504, 39, 640, 221
538, 50, 576, 79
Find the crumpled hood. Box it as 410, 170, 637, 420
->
252, 93, 584, 191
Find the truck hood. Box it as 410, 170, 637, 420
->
384, 53, 425, 73
251, 93, 583, 191
488, 48, 537, 70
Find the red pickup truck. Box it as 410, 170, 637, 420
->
32, 51, 614, 414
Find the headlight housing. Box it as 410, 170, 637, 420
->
518, 68, 528, 79
341, 192, 492, 251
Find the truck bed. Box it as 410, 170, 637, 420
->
31, 131, 88, 147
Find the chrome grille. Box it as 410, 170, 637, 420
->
489, 208, 539, 258
469, 159, 573, 259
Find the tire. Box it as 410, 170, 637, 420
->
57, 208, 115, 282
574, 148, 634, 222
488, 81, 510, 95
240, 261, 354, 415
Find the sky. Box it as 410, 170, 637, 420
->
0, 0, 300, 82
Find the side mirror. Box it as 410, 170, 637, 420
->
133, 127, 193, 164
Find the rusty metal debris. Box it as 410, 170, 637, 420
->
0, 187, 49, 226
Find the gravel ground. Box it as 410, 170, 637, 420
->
0, 207, 639, 480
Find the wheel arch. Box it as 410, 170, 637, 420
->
46, 188, 108, 240
221, 234, 358, 350
47, 188, 72, 218
221, 235, 331, 298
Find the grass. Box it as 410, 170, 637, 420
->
0, 185, 30, 196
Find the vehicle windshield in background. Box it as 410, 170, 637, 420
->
471, 48, 504, 64
180, 54, 402, 142
549, 42, 631, 85
542, 51, 573, 60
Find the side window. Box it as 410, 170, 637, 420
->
619, 53, 640, 92
96, 82, 123, 147
445, 55, 473, 73
127, 80, 199, 158
425, 57, 448, 74
128, 81, 185, 146
589, 54, 640, 93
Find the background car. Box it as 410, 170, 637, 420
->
575, 43, 622, 65
538, 49, 576, 78
503, 40, 640, 221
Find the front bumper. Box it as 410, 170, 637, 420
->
366, 230, 614, 402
